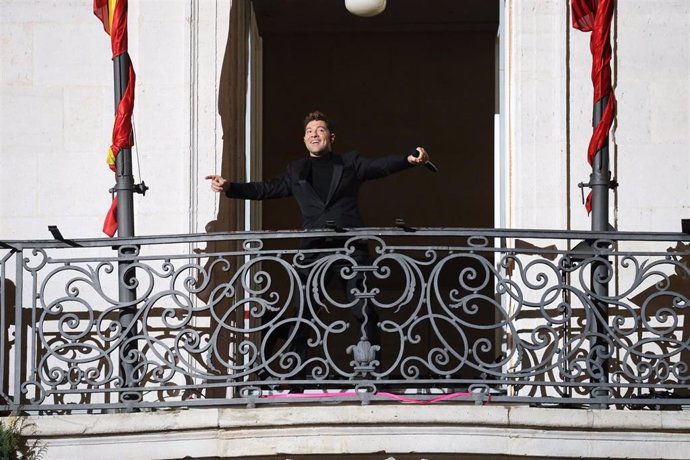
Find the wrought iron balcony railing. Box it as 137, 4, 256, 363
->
1, 227, 689, 413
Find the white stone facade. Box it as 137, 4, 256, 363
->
2, 1, 689, 459
1, 1, 688, 240
0, 0, 227, 240
505, 0, 689, 233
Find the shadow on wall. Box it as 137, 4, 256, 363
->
628, 241, 690, 397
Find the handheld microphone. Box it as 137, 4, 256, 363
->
409, 148, 438, 173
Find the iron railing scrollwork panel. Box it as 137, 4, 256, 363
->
0, 228, 688, 412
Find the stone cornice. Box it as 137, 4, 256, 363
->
26, 405, 690, 459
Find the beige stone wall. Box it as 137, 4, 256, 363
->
2, 0, 687, 237
0, 0, 229, 240
506, 0, 689, 233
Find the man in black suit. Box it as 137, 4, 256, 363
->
205, 111, 430, 380
206, 111, 428, 230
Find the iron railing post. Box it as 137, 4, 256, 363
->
12, 250, 23, 409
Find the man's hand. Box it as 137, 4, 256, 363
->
205, 175, 228, 193
407, 147, 429, 165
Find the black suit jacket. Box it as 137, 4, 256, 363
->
226, 151, 413, 234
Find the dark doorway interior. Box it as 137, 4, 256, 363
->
253, 0, 498, 231
248, 0, 500, 382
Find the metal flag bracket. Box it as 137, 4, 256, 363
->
133, 181, 149, 196
109, 181, 149, 199
577, 176, 618, 205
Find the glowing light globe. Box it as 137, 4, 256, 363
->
345, 0, 387, 17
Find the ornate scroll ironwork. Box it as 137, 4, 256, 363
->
1, 229, 688, 412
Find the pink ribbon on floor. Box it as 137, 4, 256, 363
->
260, 390, 491, 405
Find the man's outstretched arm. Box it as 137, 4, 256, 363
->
204, 174, 291, 200
355, 146, 432, 181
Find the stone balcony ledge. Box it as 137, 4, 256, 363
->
27, 404, 690, 459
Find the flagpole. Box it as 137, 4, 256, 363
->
112, 50, 140, 403
93, 0, 143, 405
590, 96, 610, 233
576, 0, 616, 407
113, 51, 135, 239
590, 93, 610, 407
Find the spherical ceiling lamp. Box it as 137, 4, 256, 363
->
345, 0, 387, 18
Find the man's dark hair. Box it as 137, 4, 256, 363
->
303, 111, 335, 133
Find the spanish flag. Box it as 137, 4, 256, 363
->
571, 0, 616, 213
93, 0, 128, 59
94, 0, 135, 236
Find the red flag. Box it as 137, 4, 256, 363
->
571, 0, 616, 213
103, 196, 118, 237
94, 0, 134, 236
93, 0, 128, 58
93, 0, 111, 34
107, 65, 136, 171
571, 0, 596, 31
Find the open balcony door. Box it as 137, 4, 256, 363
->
245, 3, 263, 232
251, 0, 500, 383
214, 0, 262, 235
201, 0, 263, 398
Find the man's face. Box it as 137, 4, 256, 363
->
303, 119, 334, 156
